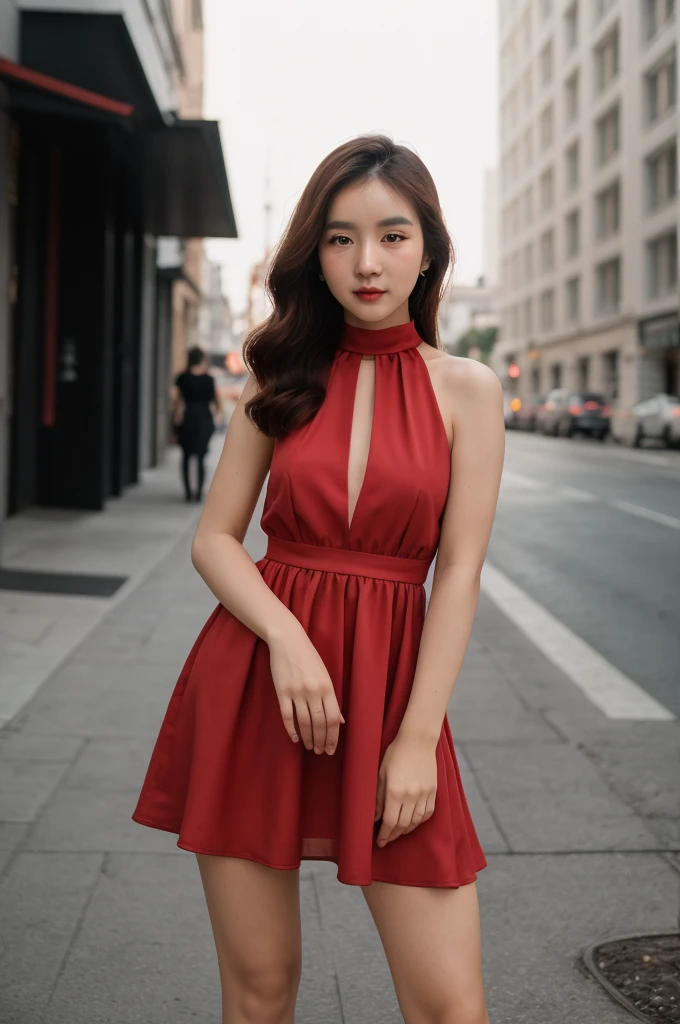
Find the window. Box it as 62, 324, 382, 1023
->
524, 242, 534, 282
577, 355, 590, 388
644, 49, 677, 124
566, 277, 581, 323
522, 66, 533, 110
540, 167, 555, 211
642, 0, 676, 42
540, 289, 555, 329
594, 27, 620, 94
524, 297, 533, 335
564, 3, 578, 52
565, 209, 581, 257
550, 364, 562, 389
523, 184, 533, 225
540, 228, 555, 270
540, 0, 553, 19
191, 0, 203, 29
646, 230, 678, 297
523, 127, 533, 169
565, 70, 579, 123
565, 140, 580, 190
595, 180, 621, 239
540, 40, 554, 87
594, 0, 617, 21
595, 256, 621, 313
602, 349, 619, 401
540, 103, 554, 149
595, 105, 620, 165
645, 144, 677, 211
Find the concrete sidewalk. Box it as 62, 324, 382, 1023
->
0, 452, 678, 1023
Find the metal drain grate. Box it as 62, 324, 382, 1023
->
0, 568, 128, 598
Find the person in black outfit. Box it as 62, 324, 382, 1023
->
173, 347, 221, 502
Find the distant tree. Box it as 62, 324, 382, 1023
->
456, 326, 498, 364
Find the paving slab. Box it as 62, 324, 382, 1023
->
24, 788, 185, 855
0, 852, 103, 1024
312, 860, 402, 1023
546, 712, 680, 847
478, 852, 678, 1024
465, 741, 663, 852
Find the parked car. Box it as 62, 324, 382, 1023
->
515, 394, 546, 431
537, 388, 610, 439
612, 393, 680, 448
503, 393, 522, 429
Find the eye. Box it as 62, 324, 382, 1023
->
329, 234, 352, 246
384, 233, 406, 243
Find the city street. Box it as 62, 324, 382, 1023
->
490, 431, 680, 716
0, 436, 678, 1023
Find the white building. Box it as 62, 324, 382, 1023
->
496, 0, 678, 405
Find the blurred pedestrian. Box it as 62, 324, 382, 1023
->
172, 346, 222, 502
133, 134, 504, 1024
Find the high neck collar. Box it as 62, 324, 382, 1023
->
338, 319, 422, 355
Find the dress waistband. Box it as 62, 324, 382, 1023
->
264, 536, 430, 585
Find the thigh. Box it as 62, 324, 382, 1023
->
360, 878, 488, 1024
196, 854, 303, 985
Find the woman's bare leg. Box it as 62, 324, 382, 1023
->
196, 854, 302, 1024
361, 878, 490, 1024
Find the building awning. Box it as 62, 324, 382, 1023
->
0, 55, 134, 122
15, 10, 238, 240
143, 119, 237, 238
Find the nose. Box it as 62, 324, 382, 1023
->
355, 239, 382, 279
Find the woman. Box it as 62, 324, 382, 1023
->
173, 346, 221, 502
133, 134, 505, 1024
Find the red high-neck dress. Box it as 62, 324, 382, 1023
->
132, 318, 488, 888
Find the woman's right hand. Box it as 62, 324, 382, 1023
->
268, 626, 345, 755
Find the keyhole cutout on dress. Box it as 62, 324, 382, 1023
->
347, 356, 376, 531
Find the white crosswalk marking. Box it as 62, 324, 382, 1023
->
480, 561, 675, 722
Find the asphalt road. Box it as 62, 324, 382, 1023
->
488, 430, 680, 717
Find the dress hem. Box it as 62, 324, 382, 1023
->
131, 813, 487, 889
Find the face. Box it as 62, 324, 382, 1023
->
317, 177, 430, 329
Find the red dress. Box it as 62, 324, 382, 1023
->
131, 318, 488, 888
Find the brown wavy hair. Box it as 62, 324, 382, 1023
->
243, 133, 456, 438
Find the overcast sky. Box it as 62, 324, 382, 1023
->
203, 0, 498, 315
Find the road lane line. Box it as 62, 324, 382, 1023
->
503, 469, 680, 530
501, 470, 548, 490
610, 499, 680, 531
559, 486, 599, 502
480, 561, 675, 721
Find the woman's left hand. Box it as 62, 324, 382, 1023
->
374, 732, 438, 847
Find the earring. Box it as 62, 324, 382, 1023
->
419, 270, 426, 277
319, 273, 325, 282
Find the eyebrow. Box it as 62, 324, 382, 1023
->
325, 216, 414, 229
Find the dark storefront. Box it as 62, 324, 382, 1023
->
1, 11, 236, 516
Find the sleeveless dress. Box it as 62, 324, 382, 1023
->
131, 318, 488, 888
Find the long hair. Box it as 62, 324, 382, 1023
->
243, 133, 456, 438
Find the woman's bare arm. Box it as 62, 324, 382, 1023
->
191, 373, 344, 754
191, 372, 297, 646
398, 357, 505, 745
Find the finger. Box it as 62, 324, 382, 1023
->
376, 800, 404, 846
294, 699, 314, 750
374, 774, 386, 821
279, 697, 299, 743
308, 701, 327, 753
403, 795, 428, 834
386, 800, 416, 844
323, 694, 343, 754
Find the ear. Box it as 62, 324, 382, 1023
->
420, 254, 432, 274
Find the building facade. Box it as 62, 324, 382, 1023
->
495, 0, 678, 407
0, 0, 236, 556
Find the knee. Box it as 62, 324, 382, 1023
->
417, 994, 489, 1024
233, 960, 301, 1023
